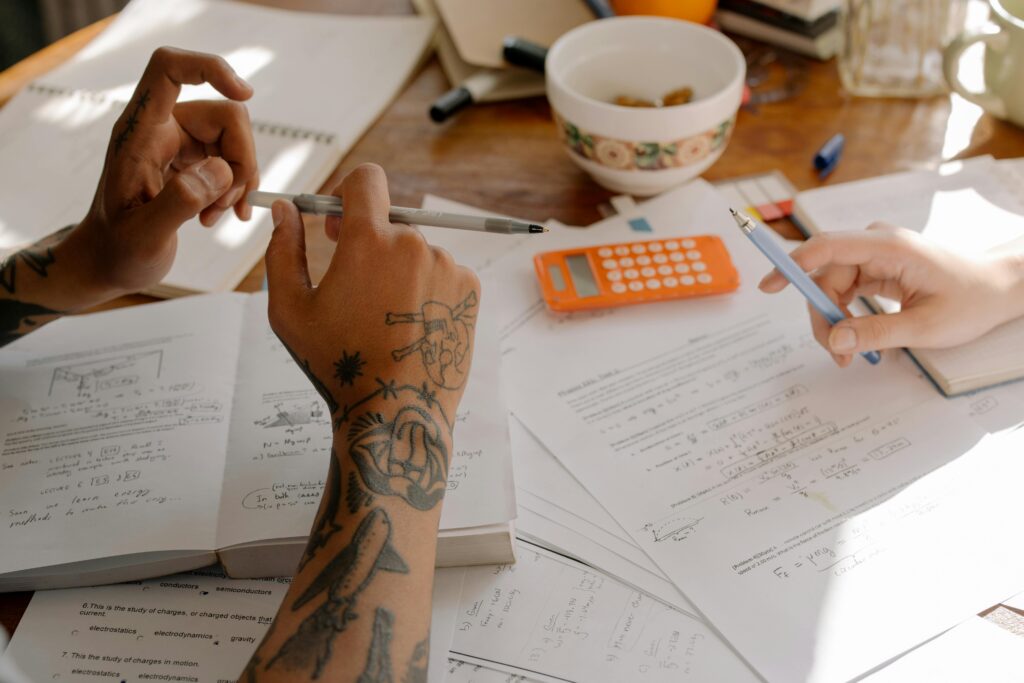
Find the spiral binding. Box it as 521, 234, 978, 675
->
26, 82, 336, 146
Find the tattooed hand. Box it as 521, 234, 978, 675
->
70, 47, 258, 298
265, 163, 480, 434
0, 48, 258, 347
247, 164, 480, 682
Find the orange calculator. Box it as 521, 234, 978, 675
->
534, 236, 739, 312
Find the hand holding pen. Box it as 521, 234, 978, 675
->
754, 219, 1024, 368
732, 209, 881, 366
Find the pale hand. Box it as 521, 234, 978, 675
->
758, 224, 1024, 367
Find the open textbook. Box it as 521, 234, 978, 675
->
0, 292, 515, 591
0, 0, 434, 297
793, 156, 1024, 396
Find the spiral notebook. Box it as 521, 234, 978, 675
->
0, 0, 435, 297
793, 156, 1024, 397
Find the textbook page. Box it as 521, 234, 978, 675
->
430, 568, 467, 683
448, 540, 759, 683
0, 294, 245, 583
863, 617, 1024, 683
216, 291, 515, 550
501, 274, 1024, 681
215, 293, 333, 550
5, 568, 288, 681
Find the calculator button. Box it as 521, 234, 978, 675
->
682, 239, 697, 249
648, 242, 663, 253
674, 263, 690, 274
658, 265, 673, 276
663, 276, 679, 287
606, 270, 622, 281
686, 250, 702, 260
665, 240, 679, 250
691, 262, 707, 272
628, 281, 644, 292
652, 253, 668, 264
641, 267, 656, 277
615, 246, 630, 256
624, 269, 639, 279
598, 247, 613, 258
669, 252, 685, 262
636, 255, 652, 266
646, 279, 661, 290
619, 257, 635, 268
681, 275, 696, 286
602, 259, 618, 270
697, 273, 712, 284
611, 282, 627, 293
631, 244, 647, 254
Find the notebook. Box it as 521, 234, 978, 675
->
793, 156, 1024, 396
0, 292, 516, 591
0, 0, 435, 298
412, 0, 546, 104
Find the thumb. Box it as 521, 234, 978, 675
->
265, 199, 311, 305
140, 157, 232, 235
827, 310, 927, 354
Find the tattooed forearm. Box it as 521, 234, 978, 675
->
357, 608, 396, 683
114, 88, 150, 153
297, 455, 344, 572
249, 288, 477, 681
278, 337, 340, 415
405, 637, 429, 683
266, 508, 408, 679
0, 225, 74, 347
0, 299, 62, 347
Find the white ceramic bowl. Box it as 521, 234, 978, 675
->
546, 17, 746, 196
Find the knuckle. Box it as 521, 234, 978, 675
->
860, 315, 891, 346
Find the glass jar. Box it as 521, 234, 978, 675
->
839, 0, 970, 97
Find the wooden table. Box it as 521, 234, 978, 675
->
3, 0, 1024, 646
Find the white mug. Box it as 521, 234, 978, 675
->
943, 0, 1024, 126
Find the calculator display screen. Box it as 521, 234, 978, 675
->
565, 254, 599, 298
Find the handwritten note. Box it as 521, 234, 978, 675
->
0, 294, 247, 584
448, 540, 758, 683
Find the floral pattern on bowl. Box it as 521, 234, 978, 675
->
555, 113, 735, 171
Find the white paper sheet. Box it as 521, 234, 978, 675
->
0, 294, 246, 578
447, 540, 758, 683
5, 567, 288, 681
431, 568, 466, 683
862, 617, 1024, 682
515, 507, 693, 616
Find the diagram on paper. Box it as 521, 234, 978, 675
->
49, 350, 163, 400
254, 400, 328, 429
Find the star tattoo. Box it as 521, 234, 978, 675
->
333, 350, 367, 387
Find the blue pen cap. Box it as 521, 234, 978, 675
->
813, 133, 845, 172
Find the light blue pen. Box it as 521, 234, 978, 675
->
730, 208, 881, 365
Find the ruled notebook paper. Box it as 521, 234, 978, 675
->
793, 156, 1024, 396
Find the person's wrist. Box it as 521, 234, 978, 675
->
56, 220, 128, 309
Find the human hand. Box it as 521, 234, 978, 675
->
758, 224, 1024, 367
67, 47, 258, 299
265, 164, 480, 507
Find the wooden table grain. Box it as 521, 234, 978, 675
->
2, 0, 1024, 649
